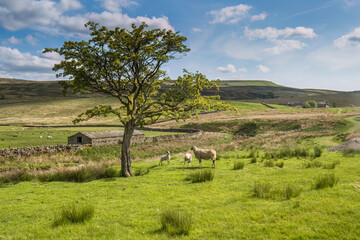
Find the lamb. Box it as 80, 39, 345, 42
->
159, 151, 171, 165
47, 136, 53, 139
184, 153, 192, 167
191, 146, 216, 168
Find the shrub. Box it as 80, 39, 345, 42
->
315, 173, 338, 190
188, 169, 214, 183
253, 182, 273, 199
264, 160, 274, 167
160, 209, 192, 236
134, 166, 150, 176
313, 146, 323, 158
233, 161, 244, 170
275, 161, 284, 168
53, 204, 94, 227
283, 185, 301, 199
322, 161, 340, 169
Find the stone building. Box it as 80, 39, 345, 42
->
68, 130, 144, 146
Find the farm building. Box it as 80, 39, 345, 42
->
68, 130, 145, 146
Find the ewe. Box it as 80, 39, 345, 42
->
184, 153, 192, 167
159, 151, 171, 165
191, 146, 216, 168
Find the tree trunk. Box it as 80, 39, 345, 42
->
121, 121, 135, 177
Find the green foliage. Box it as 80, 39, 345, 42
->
315, 173, 338, 189
253, 182, 273, 199
303, 160, 323, 168
233, 161, 245, 170
303, 100, 317, 108
313, 146, 323, 158
283, 184, 302, 200
333, 133, 349, 143
253, 182, 301, 200
53, 204, 94, 227
134, 166, 150, 176
264, 160, 274, 167
322, 161, 340, 169
160, 209, 192, 236
188, 169, 214, 183
275, 161, 284, 168
342, 149, 360, 157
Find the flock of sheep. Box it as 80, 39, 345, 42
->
159, 145, 217, 168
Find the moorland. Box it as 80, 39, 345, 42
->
1, 78, 360, 239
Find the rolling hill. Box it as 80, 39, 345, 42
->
1, 78, 359, 107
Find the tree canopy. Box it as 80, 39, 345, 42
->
44, 22, 230, 177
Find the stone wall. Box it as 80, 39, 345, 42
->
0, 144, 86, 159
0, 128, 203, 159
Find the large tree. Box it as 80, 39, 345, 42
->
44, 22, 228, 177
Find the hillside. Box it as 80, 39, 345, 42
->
1, 78, 359, 107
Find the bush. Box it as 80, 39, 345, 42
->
253, 182, 273, 199
134, 166, 150, 176
275, 161, 284, 168
160, 209, 192, 236
315, 173, 338, 190
233, 161, 244, 170
283, 185, 301, 199
313, 146, 323, 158
53, 204, 94, 227
188, 169, 214, 183
264, 160, 274, 167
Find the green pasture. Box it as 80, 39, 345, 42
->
1, 149, 360, 239
0, 126, 185, 149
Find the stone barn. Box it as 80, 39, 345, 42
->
68, 130, 145, 146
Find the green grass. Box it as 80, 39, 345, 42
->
53, 204, 95, 226
0, 125, 186, 149
160, 209, 192, 236
187, 169, 214, 183
1, 150, 360, 239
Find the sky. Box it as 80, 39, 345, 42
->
1, 0, 360, 91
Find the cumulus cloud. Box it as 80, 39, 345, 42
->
2, 36, 22, 45
25, 35, 38, 46
265, 40, 306, 55
251, 13, 267, 21
245, 26, 317, 40
257, 64, 270, 73
0, 0, 174, 37
216, 64, 237, 73
99, 0, 138, 13
209, 4, 252, 24
334, 28, 360, 48
0, 46, 60, 76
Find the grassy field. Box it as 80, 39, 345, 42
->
1, 91, 360, 239
0, 149, 360, 239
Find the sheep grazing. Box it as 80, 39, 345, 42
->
47, 136, 53, 139
159, 151, 171, 165
184, 153, 192, 167
191, 146, 216, 168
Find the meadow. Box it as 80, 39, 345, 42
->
1, 96, 360, 239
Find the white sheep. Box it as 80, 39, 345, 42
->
184, 153, 192, 167
159, 151, 171, 165
191, 146, 216, 168
40, 136, 42, 139
47, 136, 53, 139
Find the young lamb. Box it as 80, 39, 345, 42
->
184, 153, 192, 167
47, 136, 53, 139
159, 151, 171, 165
191, 146, 216, 168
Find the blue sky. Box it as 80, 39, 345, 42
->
1, 0, 360, 90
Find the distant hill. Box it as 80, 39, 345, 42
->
1, 78, 359, 107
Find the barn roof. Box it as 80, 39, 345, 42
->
78, 130, 143, 139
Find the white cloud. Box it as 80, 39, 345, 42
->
25, 35, 38, 46
245, 26, 317, 40
2, 36, 22, 45
334, 28, 360, 48
192, 28, 203, 33
265, 40, 306, 55
257, 64, 270, 73
0, 0, 175, 37
216, 64, 237, 73
251, 13, 267, 21
209, 4, 252, 24
99, 0, 138, 13
0, 46, 60, 76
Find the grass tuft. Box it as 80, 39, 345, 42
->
283, 184, 302, 199
188, 169, 214, 183
160, 209, 192, 236
134, 166, 150, 176
253, 182, 274, 199
315, 173, 338, 190
53, 204, 94, 227
233, 161, 245, 170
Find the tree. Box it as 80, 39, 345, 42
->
303, 100, 317, 108
44, 22, 229, 177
